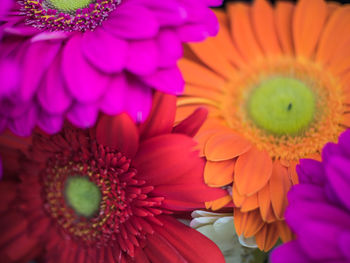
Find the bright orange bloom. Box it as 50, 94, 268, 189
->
176, 0, 350, 251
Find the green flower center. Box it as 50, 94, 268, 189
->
247, 77, 316, 136
64, 176, 101, 218
48, 0, 92, 12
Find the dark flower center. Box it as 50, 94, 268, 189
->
21, 0, 121, 32
39, 129, 164, 258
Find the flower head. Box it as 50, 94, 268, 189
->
0, 0, 222, 136
270, 129, 350, 263
0, 93, 227, 262
176, 0, 350, 251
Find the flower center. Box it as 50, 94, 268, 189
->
64, 176, 101, 218
47, 0, 92, 12
21, 0, 121, 32
247, 77, 315, 136
221, 57, 345, 160
38, 128, 164, 258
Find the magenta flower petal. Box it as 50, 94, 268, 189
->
37, 112, 63, 134
142, 67, 184, 95
9, 105, 37, 137
99, 74, 126, 116
0, 0, 221, 135
326, 156, 350, 211
157, 29, 183, 67
271, 241, 310, 263
0, 59, 19, 97
124, 77, 152, 122
38, 55, 72, 114
104, 4, 159, 39
82, 29, 128, 74
126, 39, 158, 75
339, 232, 350, 260
67, 103, 99, 128
62, 35, 109, 103
20, 41, 61, 101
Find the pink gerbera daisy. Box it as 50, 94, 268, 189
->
0, 0, 222, 136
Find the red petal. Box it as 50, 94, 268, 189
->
139, 92, 176, 140
172, 107, 208, 137
153, 216, 225, 263
133, 134, 197, 185
96, 113, 139, 159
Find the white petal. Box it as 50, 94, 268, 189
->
238, 235, 258, 248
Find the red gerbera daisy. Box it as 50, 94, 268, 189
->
0, 92, 226, 263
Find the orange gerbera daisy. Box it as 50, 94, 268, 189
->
176, 0, 350, 251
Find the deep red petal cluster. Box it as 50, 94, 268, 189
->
0, 92, 226, 262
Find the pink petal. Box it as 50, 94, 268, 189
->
99, 74, 126, 115
37, 53, 72, 114
62, 35, 109, 103
126, 39, 158, 75
66, 102, 98, 128
141, 67, 184, 95
104, 4, 159, 39
82, 29, 128, 74
20, 41, 61, 101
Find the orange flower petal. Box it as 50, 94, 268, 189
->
255, 223, 279, 252
232, 183, 246, 207
205, 131, 252, 162
275, 1, 294, 55
188, 40, 237, 80
258, 184, 271, 221
175, 104, 221, 124
213, 10, 246, 68
227, 3, 263, 62
293, 0, 327, 58
178, 58, 226, 89
234, 209, 265, 238
276, 220, 294, 243
184, 84, 223, 102
235, 148, 273, 196
252, 0, 281, 55
288, 161, 299, 185
206, 195, 232, 211
204, 159, 235, 187
342, 113, 350, 127
316, 7, 350, 66
270, 161, 292, 220
241, 193, 259, 212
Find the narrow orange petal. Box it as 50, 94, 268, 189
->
255, 223, 279, 252
184, 84, 223, 102
241, 193, 259, 212
316, 7, 350, 66
276, 220, 294, 243
232, 183, 246, 207
235, 148, 273, 196
214, 9, 246, 68
206, 195, 232, 211
258, 184, 271, 221
252, 0, 281, 55
293, 0, 327, 58
327, 2, 341, 16
234, 208, 244, 236
275, 1, 294, 55
178, 58, 226, 89
175, 104, 221, 124
242, 210, 265, 238
227, 3, 263, 62
204, 159, 235, 187
188, 40, 237, 80
205, 131, 252, 161
288, 161, 299, 185
269, 161, 292, 220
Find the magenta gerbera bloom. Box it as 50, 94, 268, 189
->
0, 0, 222, 136
270, 129, 350, 263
